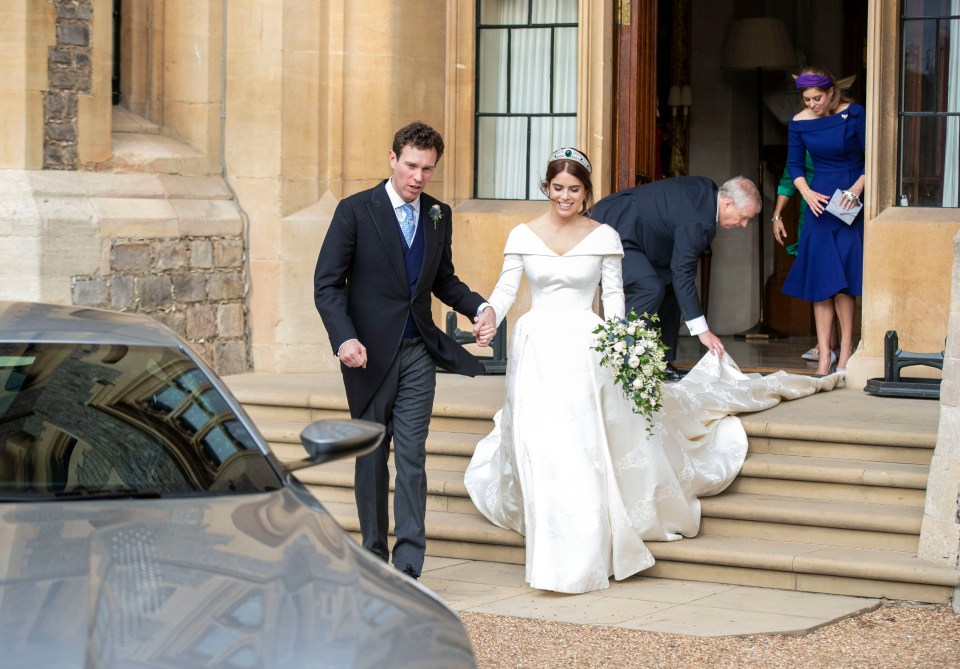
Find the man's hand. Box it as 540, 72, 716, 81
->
338, 339, 368, 368
473, 307, 497, 347
697, 330, 725, 357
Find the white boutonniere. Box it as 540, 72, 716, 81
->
429, 204, 442, 229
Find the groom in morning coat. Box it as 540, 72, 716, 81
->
590, 175, 761, 370
314, 121, 496, 579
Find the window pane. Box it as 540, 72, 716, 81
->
529, 116, 576, 199
553, 27, 578, 113
0, 343, 281, 495
474, 0, 578, 199
900, 115, 950, 206
532, 0, 578, 24
898, 8, 959, 207
478, 29, 508, 113
477, 116, 528, 199
510, 28, 551, 113
903, 0, 952, 18
201, 425, 239, 464
901, 17, 953, 112
480, 0, 528, 25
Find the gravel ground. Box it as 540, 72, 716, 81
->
461, 602, 960, 668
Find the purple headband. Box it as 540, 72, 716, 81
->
795, 73, 833, 90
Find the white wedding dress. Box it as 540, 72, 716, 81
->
464, 223, 841, 594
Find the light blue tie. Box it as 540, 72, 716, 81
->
399, 204, 416, 246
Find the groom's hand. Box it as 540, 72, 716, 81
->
473, 307, 497, 348
338, 339, 368, 368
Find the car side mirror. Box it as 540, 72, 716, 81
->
286, 419, 384, 471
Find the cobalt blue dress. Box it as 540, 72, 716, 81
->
782, 102, 866, 303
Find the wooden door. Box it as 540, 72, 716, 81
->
612, 0, 657, 191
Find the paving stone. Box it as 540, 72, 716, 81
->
72, 277, 107, 306
152, 308, 186, 338
154, 240, 187, 270
189, 239, 213, 268
58, 23, 89, 47
186, 304, 217, 340
214, 239, 243, 268
138, 275, 172, 309
172, 272, 207, 302
207, 273, 243, 300
113, 242, 152, 271
214, 339, 249, 376
110, 274, 135, 309
217, 302, 245, 338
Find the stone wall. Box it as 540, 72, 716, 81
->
45, 0, 93, 170
918, 231, 960, 581
72, 235, 249, 375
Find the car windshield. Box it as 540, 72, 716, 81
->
0, 342, 282, 498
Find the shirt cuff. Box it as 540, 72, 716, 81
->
336, 339, 359, 357
477, 303, 492, 318
685, 316, 709, 336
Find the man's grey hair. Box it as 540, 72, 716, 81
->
718, 176, 761, 210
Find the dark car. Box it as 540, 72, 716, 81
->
0, 301, 476, 668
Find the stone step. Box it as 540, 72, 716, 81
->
292, 461, 924, 549
226, 372, 948, 605
267, 422, 927, 505
259, 416, 931, 484
261, 420, 480, 456
737, 452, 928, 489
734, 453, 927, 507
320, 501, 959, 604
246, 405, 491, 436
749, 436, 933, 466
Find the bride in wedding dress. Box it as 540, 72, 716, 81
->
464, 148, 841, 594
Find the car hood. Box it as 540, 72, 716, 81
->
0, 488, 474, 668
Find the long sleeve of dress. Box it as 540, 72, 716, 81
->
487, 253, 523, 328
600, 254, 625, 320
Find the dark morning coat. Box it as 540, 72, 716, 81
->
590, 176, 718, 323
314, 181, 485, 416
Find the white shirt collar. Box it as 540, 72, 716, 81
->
385, 179, 420, 215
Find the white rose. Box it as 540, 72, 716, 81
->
628, 356, 640, 369
614, 341, 626, 352
632, 377, 643, 388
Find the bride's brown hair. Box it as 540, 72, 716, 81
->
540, 152, 594, 214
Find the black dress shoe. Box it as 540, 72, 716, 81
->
401, 565, 419, 580
664, 364, 685, 382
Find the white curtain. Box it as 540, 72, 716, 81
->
943, 2, 960, 207
477, 0, 578, 199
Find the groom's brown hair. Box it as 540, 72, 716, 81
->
392, 121, 445, 161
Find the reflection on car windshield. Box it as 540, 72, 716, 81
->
0, 343, 281, 498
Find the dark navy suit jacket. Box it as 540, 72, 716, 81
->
314, 181, 484, 415
590, 176, 718, 323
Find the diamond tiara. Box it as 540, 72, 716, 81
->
548, 147, 592, 174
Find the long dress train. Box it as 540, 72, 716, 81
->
464, 222, 841, 594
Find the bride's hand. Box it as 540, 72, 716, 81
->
473, 308, 497, 347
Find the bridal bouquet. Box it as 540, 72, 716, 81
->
592, 310, 668, 429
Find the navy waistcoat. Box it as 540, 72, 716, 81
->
401, 215, 425, 338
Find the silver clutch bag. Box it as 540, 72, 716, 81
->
825, 189, 863, 225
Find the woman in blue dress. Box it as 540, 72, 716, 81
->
782, 66, 866, 376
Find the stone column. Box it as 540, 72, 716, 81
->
918, 231, 960, 600
0, 0, 56, 169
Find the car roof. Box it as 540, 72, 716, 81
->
0, 301, 186, 348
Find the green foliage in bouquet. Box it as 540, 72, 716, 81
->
592, 310, 669, 431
